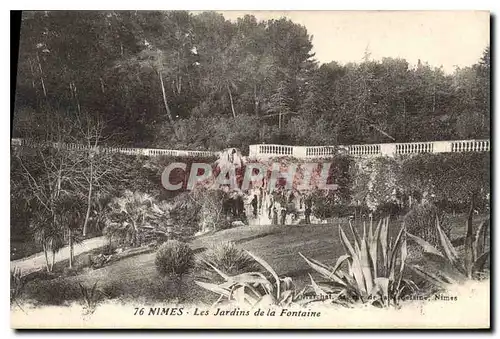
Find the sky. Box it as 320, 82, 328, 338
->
217, 11, 490, 74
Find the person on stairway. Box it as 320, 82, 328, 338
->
304, 196, 312, 224
251, 195, 258, 218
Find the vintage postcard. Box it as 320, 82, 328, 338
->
10, 10, 490, 329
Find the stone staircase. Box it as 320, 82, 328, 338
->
246, 204, 325, 226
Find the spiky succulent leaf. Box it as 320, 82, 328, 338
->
245, 251, 280, 298
474, 218, 489, 259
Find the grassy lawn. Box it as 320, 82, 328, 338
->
18, 214, 489, 307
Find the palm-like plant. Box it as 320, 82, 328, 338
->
104, 190, 153, 246
31, 210, 65, 272
407, 206, 490, 288
89, 192, 113, 233
54, 193, 86, 269
104, 190, 171, 247
301, 217, 416, 307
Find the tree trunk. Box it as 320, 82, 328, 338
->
29, 58, 36, 89
432, 85, 436, 113
131, 219, 138, 246
176, 275, 184, 302
68, 228, 73, 269
254, 84, 259, 115
36, 52, 47, 98
82, 160, 93, 237
403, 98, 406, 140
159, 71, 179, 138
51, 251, 56, 272
464, 196, 475, 278
71, 81, 81, 115
226, 83, 236, 119
43, 244, 50, 273
99, 77, 105, 94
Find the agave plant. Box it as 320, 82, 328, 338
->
10, 267, 26, 311
79, 281, 101, 315
407, 206, 490, 288
300, 217, 416, 307
195, 251, 307, 308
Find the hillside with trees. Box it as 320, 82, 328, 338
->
13, 11, 490, 152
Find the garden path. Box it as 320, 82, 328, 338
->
10, 236, 108, 275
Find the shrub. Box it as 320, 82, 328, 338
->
21, 278, 82, 305
301, 217, 417, 308
311, 191, 337, 219
375, 202, 404, 218
155, 240, 194, 277
404, 203, 451, 249
329, 204, 355, 218
101, 243, 116, 256
197, 241, 257, 276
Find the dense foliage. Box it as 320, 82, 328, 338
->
11, 11, 490, 273
14, 11, 490, 150
398, 153, 490, 210
11, 12, 491, 314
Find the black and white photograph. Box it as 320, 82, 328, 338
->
9, 10, 490, 329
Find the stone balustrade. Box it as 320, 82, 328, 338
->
248, 139, 490, 159
11, 138, 490, 159
10, 138, 217, 158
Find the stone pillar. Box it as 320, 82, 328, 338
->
293, 146, 307, 159
249, 145, 259, 158
380, 143, 396, 157
433, 141, 452, 153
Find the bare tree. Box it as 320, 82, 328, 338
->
16, 110, 120, 269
